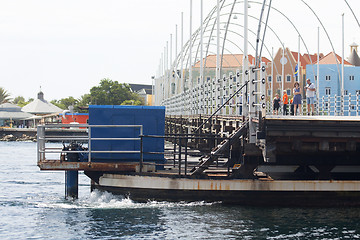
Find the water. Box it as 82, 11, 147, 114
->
1, 141, 360, 240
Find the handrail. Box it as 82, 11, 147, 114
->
194, 80, 249, 133
37, 124, 143, 166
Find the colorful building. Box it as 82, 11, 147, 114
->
266, 47, 323, 100
306, 52, 356, 98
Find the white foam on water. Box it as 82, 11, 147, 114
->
37, 190, 219, 209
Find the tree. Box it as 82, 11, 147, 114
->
0, 87, 11, 104
13, 96, 27, 107
51, 96, 79, 110
88, 78, 142, 105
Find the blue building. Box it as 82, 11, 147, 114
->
306, 52, 360, 98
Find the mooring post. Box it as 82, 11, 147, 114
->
65, 170, 78, 199
65, 144, 79, 199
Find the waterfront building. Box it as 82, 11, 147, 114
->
22, 91, 62, 115
266, 47, 322, 101
129, 84, 154, 106
305, 52, 356, 98
192, 54, 270, 84
0, 102, 34, 127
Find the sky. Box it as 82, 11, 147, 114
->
0, 0, 359, 101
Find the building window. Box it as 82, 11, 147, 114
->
350, 75, 355, 81
325, 87, 331, 95
344, 90, 348, 95
286, 75, 291, 82
315, 75, 317, 81
268, 76, 272, 82
276, 75, 281, 82
286, 89, 291, 95
356, 90, 360, 95
276, 89, 281, 94
326, 75, 331, 81
268, 89, 271, 96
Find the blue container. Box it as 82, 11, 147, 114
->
88, 105, 165, 167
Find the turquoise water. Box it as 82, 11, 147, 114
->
1, 141, 360, 239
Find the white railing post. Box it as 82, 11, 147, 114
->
249, 65, 256, 143
348, 93, 352, 116
259, 62, 266, 117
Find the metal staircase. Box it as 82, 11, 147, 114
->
190, 120, 249, 175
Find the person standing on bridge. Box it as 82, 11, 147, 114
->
273, 94, 281, 115
305, 78, 316, 115
282, 90, 289, 115
293, 82, 302, 115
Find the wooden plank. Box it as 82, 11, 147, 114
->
38, 161, 155, 172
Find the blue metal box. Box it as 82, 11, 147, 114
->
88, 105, 165, 166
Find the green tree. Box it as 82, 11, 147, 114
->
88, 78, 142, 105
51, 96, 79, 110
0, 87, 11, 104
13, 96, 28, 107
75, 94, 91, 112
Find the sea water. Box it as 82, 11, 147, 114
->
1, 141, 360, 240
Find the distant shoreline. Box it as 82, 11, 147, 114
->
0, 127, 87, 142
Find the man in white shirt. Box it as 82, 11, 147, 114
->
305, 78, 316, 115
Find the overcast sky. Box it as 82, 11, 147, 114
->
0, 0, 359, 101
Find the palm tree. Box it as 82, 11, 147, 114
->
0, 87, 11, 104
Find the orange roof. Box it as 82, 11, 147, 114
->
316, 52, 352, 65
291, 51, 323, 68
193, 54, 270, 68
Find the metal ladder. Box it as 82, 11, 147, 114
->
190, 120, 249, 175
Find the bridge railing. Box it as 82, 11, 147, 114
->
264, 93, 360, 116
37, 124, 144, 168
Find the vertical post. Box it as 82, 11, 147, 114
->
216, 0, 220, 84
357, 93, 359, 116
317, 27, 320, 112
140, 126, 143, 172
281, 44, 285, 95
260, 62, 266, 116
190, 0, 193, 115
179, 136, 183, 175
184, 137, 188, 176
242, 0, 249, 117
249, 66, 256, 143
37, 125, 45, 163
178, 138, 181, 176
173, 137, 177, 168
166, 41, 169, 99
88, 126, 92, 162
65, 170, 78, 199
181, 12, 184, 114
342, 13, 345, 97
349, 93, 351, 116
175, 24, 178, 94
227, 137, 231, 176
270, 47, 274, 106
200, 0, 204, 115
170, 33, 173, 97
